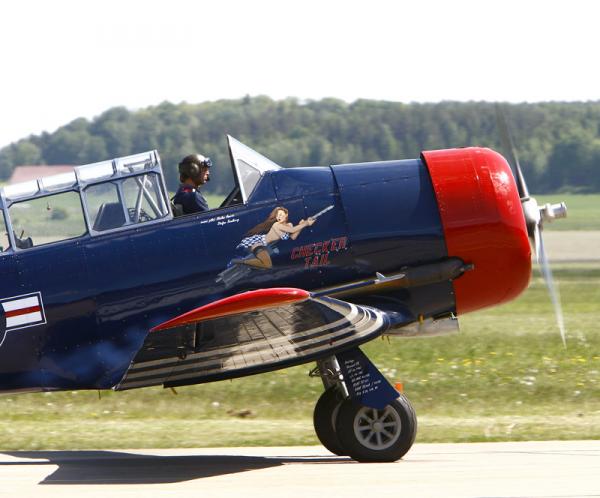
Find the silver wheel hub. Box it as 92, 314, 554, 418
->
353, 406, 402, 451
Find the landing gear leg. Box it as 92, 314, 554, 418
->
312, 348, 417, 462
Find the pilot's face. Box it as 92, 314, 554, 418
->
199, 166, 210, 185
276, 209, 287, 222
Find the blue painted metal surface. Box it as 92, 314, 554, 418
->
0, 157, 450, 393
331, 159, 446, 268
337, 347, 400, 410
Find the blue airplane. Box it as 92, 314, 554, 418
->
0, 132, 566, 462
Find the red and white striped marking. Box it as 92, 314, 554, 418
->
1, 292, 46, 330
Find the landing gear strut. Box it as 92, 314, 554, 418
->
312, 354, 417, 462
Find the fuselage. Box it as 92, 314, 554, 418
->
0, 148, 530, 393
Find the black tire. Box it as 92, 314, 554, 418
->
313, 387, 346, 456
335, 394, 417, 462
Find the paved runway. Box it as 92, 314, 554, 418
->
1, 440, 598, 498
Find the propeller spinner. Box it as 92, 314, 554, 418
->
495, 105, 568, 347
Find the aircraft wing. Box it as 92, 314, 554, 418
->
116, 288, 409, 390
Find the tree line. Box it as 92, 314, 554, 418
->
1, 97, 600, 194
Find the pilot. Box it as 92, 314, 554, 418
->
173, 154, 212, 214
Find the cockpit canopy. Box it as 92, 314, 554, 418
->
0, 151, 170, 251
226, 135, 281, 203
0, 137, 283, 252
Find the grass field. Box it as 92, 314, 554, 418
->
535, 194, 600, 231
1, 263, 598, 450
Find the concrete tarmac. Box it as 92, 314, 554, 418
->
1, 441, 599, 498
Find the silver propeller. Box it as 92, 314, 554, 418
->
495, 105, 568, 347
538, 231, 567, 347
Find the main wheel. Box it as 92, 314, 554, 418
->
335, 394, 417, 462
313, 387, 346, 456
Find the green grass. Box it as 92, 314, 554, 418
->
535, 194, 600, 230
1, 263, 599, 450
204, 193, 227, 209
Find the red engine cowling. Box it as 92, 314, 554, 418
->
422, 147, 531, 315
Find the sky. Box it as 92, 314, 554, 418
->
1, 0, 599, 148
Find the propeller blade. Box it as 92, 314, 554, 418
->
495, 104, 530, 200
495, 105, 567, 347
533, 224, 541, 264
538, 231, 567, 348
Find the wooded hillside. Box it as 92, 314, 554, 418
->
2, 97, 599, 194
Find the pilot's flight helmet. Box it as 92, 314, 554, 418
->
178, 154, 212, 182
